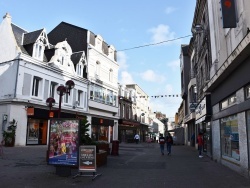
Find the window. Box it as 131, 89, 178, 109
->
221, 94, 237, 110
64, 93, 69, 104
220, 114, 239, 161
78, 90, 83, 106
245, 85, 250, 99
96, 61, 101, 78
50, 82, 58, 98
246, 111, 250, 168
76, 63, 83, 76
33, 42, 44, 60
113, 93, 117, 106
109, 69, 113, 82
32, 77, 42, 97
122, 104, 125, 118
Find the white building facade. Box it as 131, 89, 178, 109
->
0, 14, 88, 146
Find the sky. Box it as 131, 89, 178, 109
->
0, 0, 196, 120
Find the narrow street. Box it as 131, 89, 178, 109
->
0, 143, 249, 188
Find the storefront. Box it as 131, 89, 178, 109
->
118, 119, 140, 143
26, 107, 78, 145
220, 114, 239, 161
195, 95, 212, 157
140, 123, 149, 142
91, 117, 114, 142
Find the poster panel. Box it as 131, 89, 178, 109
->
48, 119, 79, 166
79, 145, 96, 172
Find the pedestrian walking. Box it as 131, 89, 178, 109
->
134, 133, 140, 144
197, 132, 203, 158
159, 134, 165, 155
166, 132, 173, 155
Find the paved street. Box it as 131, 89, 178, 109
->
0, 143, 249, 188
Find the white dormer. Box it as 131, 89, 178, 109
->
76, 53, 86, 77
108, 45, 115, 60
48, 41, 76, 75
95, 35, 103, 51
32, 29, 49, 61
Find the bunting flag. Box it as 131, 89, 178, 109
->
130, 94, 181, 98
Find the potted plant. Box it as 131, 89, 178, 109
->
2, 119, 17, 147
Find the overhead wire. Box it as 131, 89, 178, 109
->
117, 34, 192, 51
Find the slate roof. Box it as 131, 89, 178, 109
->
71, 51, 84, 65
11, 23, 29, 55
48, 22, 89, 53
23, 29, 43, 45
11, 24, 49, 62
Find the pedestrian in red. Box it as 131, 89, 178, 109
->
197, 132, 203, 158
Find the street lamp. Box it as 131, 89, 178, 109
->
46, 80, 75, 118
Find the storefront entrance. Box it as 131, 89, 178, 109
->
27, 118, 48, 145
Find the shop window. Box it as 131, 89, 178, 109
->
220, 114, 239, 161
247, 111, 250, 168
27, 119, 48, 145
91, 125, 109, 141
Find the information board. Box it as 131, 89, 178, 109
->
79, 145, 96, 172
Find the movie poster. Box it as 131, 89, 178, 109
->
48, 119, 79, 166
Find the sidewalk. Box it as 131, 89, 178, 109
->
0, 143, 249, 188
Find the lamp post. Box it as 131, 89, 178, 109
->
46, 80, 75, 118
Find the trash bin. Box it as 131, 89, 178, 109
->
111, 140, 119, 156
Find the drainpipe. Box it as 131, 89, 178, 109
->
14, 53, 21, 98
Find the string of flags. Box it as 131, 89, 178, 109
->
129, 94, 181, 98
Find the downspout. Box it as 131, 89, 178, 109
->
14, 53, 21, 98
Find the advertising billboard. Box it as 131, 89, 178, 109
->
48, 119, 79, 166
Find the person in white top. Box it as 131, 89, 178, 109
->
134, 133, 140, 144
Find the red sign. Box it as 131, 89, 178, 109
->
27, 107, 34, 116
49, 111, 54, 118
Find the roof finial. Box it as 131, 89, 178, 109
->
3, 12, 11, 19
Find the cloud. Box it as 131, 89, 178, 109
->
167, 59, 180, 71
165, 7, 177, 14
140, 69, 165, 83
148, 24, 176, 44
117, 51, 129, 70
120, 71, 134, 85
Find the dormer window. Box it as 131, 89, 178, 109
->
33, 42, 44, 60
32, 30, 48, 61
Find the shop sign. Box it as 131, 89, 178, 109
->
189, 103, 197, 111
195, 98, 206, 120
27, 107, 34, 116
79, 145, 96, 172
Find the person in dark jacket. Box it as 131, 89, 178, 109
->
159, 134, 165, 155
166, 132, 173, 156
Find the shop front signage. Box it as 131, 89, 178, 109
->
27, 107, 34, 116
195, 98, 206, 120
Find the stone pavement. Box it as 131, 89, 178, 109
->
0, 142, 250, 188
